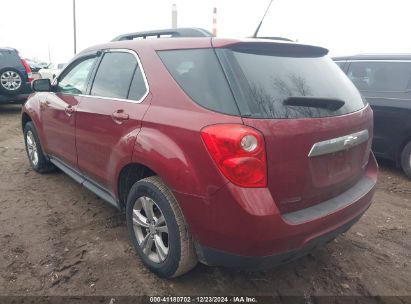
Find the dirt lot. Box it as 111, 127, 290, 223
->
0, 104, 410, 297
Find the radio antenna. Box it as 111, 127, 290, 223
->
252, 0, 274, 38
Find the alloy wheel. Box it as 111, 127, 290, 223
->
26, 131, 39, 167
1, 71, 22, 91
132, 196, 169, 263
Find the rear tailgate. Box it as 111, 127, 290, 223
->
244, 107, 372, 213
214, 40, 371, 213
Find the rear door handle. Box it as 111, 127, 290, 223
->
111, 109, 129, 124
64, 105, 75, 116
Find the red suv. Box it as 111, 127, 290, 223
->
22, 29, 378, 278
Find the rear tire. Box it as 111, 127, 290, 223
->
400, 140, 411, 179
126, 176, 197, 278
23, 122, 54, 173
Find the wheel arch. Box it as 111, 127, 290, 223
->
117, 162, 157, 207
21, 96, 49, 155
21, 111, 32, 131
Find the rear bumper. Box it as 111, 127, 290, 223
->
0, 93, 29, 104
197, 212, 364, 268
175, 153, 378, 264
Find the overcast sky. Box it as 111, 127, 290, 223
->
1, 0, 410, 63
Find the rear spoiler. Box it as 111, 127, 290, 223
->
225, 41, 329, 57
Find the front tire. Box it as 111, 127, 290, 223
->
126, 176, 197, 278
23, 122, 53, 173
400, 140, 411, 179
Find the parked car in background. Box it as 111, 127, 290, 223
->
22, 28, 378, 277
334, 54, 411, 179
25, 59, 43, 73
0, 47, 33, 104
38, 63, 67, 81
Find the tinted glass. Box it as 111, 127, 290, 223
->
158, 49, 239, 115
0, 50, 11, 58
0, 50, 19, 66
128, 65, 147, 101
91, 52, 137, 99
347, 61, 411, 92
335, 61, 345, 69
58, 57, 96, 94
216, 49, 366, 119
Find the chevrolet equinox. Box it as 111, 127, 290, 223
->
22, 28, 378, 278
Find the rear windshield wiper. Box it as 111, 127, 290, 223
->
283, 97, 345, 111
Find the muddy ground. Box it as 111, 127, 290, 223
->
0, 104, 410, 297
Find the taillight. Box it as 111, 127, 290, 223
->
18, 53, 33, 82
201, 124, 267, 188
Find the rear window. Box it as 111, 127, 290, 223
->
0, 50, 10, 57
0, 50, 18, 63
347, 61, 411, 92
217, 48, 366, 119
158, 49, 239, 115
159, 47, 366, 119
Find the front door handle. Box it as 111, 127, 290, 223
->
111, 109, 129, 124
64, 105, 75, 116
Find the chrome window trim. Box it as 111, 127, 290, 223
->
308, 130, 369, 157
52, 48, 150, 104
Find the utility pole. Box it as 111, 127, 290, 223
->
73, 0, 77, 55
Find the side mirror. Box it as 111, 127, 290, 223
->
32, 79, 51, 92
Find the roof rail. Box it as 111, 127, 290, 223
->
111, 27, 213, 41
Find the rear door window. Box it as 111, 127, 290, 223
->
347, 61, 411, 92
91, 52, 137, 100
